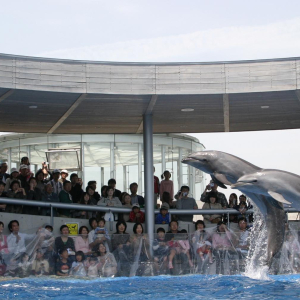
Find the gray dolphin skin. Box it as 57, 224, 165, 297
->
232, 169, 300, 210
182, 150, 286, 267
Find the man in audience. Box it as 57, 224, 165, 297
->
48, 169, 63, 195
88, 217, 101, 252
70, 173, 83, 203
24, 177, 42, 215
176, 185, 198, 222
59, 170, 69, 184
31, 249, 50, 275
108, 178, 122, 199
129, 182, 145, 207
41, 184, 59, 216
200, 180, 228, 208
17, 164, 30, 191
0, 162, 10, 184
58, 180, 73, 218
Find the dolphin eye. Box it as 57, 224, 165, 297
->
201, 159, 207, 162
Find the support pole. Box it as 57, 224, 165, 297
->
143, 114, 154, 246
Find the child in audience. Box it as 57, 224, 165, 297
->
31, 249, 49, 275
177, 230, 193, 268
94, 218, 110, 241
87, 256, 100, 278
155, 204, 170, 224
160, 171, 174, 200
71, 251, 87, 277
17, 253, 32, 277
129, 204, 145, 223
56, 248, 71, 276
153, 228, 169, 270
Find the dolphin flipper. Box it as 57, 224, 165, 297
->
268, 191, 291, 205
210, 175, 227, 189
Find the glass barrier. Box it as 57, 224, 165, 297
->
0, 223, 299, 278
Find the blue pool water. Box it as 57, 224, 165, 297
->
1, 274, 300, 300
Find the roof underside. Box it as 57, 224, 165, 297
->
0, 54, 300, 134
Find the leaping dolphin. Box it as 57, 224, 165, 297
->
232, 169, 300, 210
182, 150, 286, 266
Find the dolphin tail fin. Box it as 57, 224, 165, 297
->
210, 175, 227, 189
268, 191, 291, 205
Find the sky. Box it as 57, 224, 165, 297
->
1, 0, 300, 198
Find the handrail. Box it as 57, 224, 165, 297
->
0, 197, 298, 215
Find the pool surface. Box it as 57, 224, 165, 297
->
1, 274, 300, 299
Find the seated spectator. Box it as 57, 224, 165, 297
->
7, 220, 36, 257
130, 223, 150, 261
176, 229, 193, 267
0, 182, 7, 212
129, 204, 145, 223
97, 186, 122, 221
111, 221, 131, 276
69, 173, 83, 204
0, 162, 10, 184
176, 185, 198, 222
48, 169, 63, 195
75, 226, 91, 255
228, 193, 238, 223
88, 181, 101, 202
31, 249, 49, 275
153, 228, 169, 274
129, 182, 145, 207
56, 248, 72, 276
88, 217, 100, 252
17, 252, 32, 277
75, 192, 94, 219
0, 221, 8, 255
94, 218, 110, 244
58, 180, 73, 218
202, 193, 223, 224
4, 168, 20, 192
235, 200, 248, 221
17, 164, 30, 191
41, 184, 59, 216
200, 180, 228, 208
192, 220, 213, 263
86, 185, 98, 205
155, 204, 170, 224
86, 256, 101, 278
55, 225, 75, 257
39, 225, 55, 272
121, 193, 132, 222
6, 181, 26, 213
100, 185, 108, 199
59, 169, 69, 184
71, 251, 87, 277
24, 177, 42, 215
160, 170, 174, 200
236, 217, 251, 269
107, 178, 122, 199
97, 243, 117, 277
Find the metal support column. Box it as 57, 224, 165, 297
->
138, 143, 142, 192
161, 146, 166, 171
110, 142, 115, 179
178, 148, 183, 188
143, 114, 154, 246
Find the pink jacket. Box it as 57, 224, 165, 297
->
75, 236, 90, 253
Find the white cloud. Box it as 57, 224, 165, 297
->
38, 17, 300, 62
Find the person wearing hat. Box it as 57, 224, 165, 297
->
129, 203, 145, 223
155, 204, 170, 224
48, 169, 63, 195
17, 164, 30, 191
4, 168, 21, 191
59, 170, 69, 184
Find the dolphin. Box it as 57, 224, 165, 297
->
232, 169, 300, 210
182, 150, 286, 266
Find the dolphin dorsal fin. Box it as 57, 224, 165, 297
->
268, 190, 291, 205
214, 173, 232, 186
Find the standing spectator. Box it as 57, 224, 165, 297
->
70, 173, 83, 204
107, 178, 122, 199
200, 180, 228, 208
86, 185, 98, 205
24, 177, 42, 215
48, 169, 63, 195
4, 168, 20, 192
6, 181, 26, 214
154, 166, 160, 205
58, 180, 73, 218
121, 193, 132, 222
20, 157, 33, 181
129, 182, 145, 207
160, 170, 174, 200
17, 165, 30, 192
0, 162, 10, 184
129, 204, 145, 223
0, 182, 7, 212
88, 181, 101, 202
35, 169, 47, 192
41, 184, 59, 216
176, 185, 198, 222
59, 169, 69, 184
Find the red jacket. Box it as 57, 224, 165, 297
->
129, 210, 145, 223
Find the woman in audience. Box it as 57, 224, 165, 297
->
160, 170, 174, 200
97, 242, 117, 277
228, 193, 238, 223
120, 193, 132, 222
35, 169, 47, 192
0, 221, 8, 258
202, 193, 223, 224
6, 180, 26, 213
75, 192, 94, 219
0, 182, 7, 212
75, 226, 92, 255
4, 168, 20, 192
86, 186, 98, 205
55, 225, 75, 260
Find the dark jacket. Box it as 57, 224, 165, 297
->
24, 188, 43, 215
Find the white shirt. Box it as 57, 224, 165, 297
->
7, 232, 36, 255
